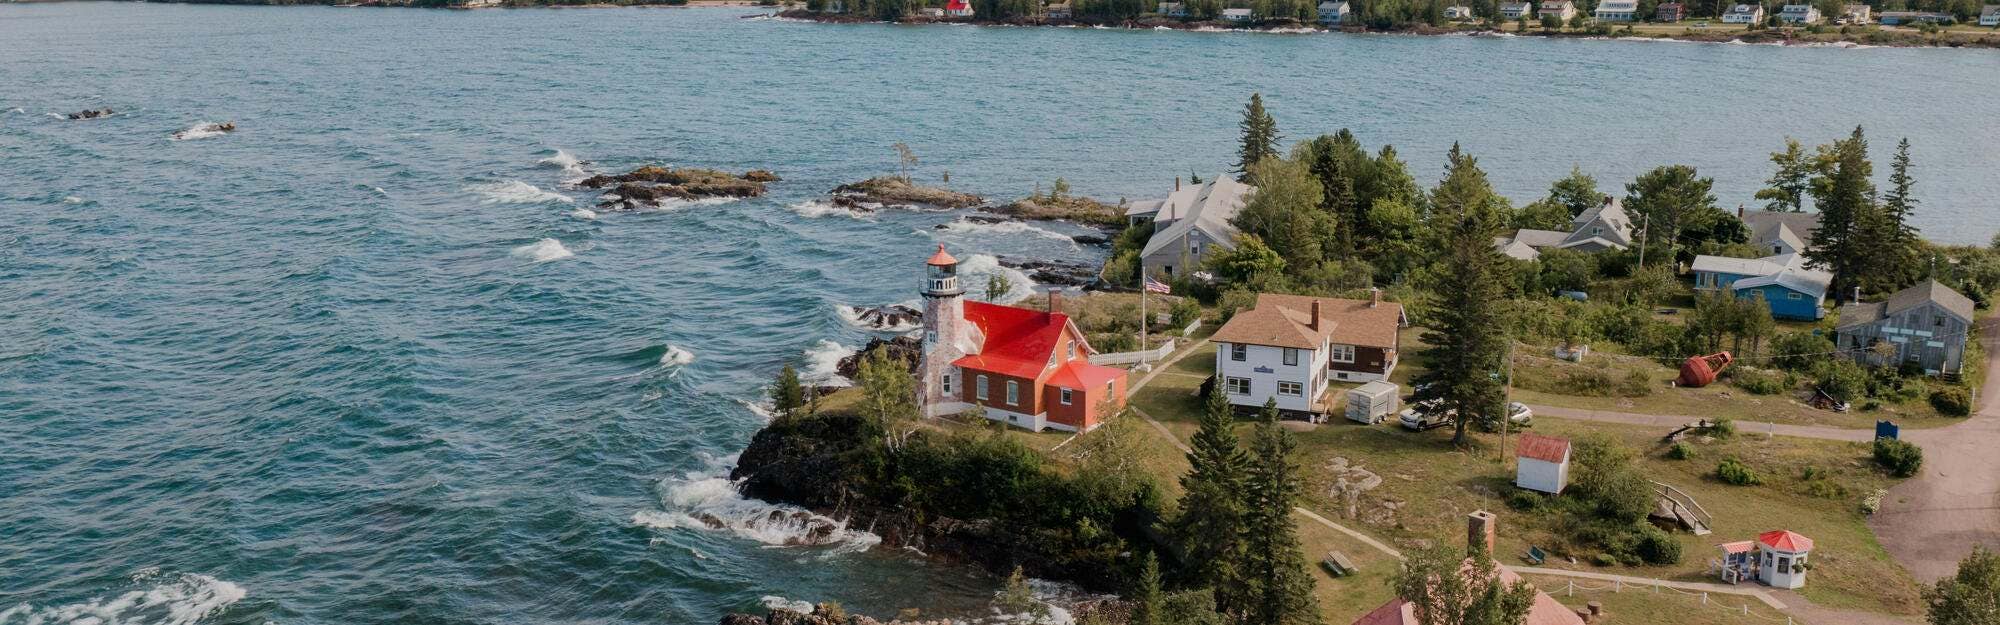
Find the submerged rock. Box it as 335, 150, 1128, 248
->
849, 304, 922, 331
830, 177, 982, 210
580, 165, 771, 210
65, 108, 114, 120
720, 603, 954, 625
171, 121, 235, 139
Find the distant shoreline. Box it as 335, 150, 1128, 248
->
767, 8, 2000, 48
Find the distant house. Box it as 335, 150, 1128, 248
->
1514, 433, 1572, 494
1841, 3, 1870, 22
1212, 292, 1407, 419
1835, 281, 1977, 376
1318, 0, 1352, 23
1539, 0, 1576, 21
1722, 3, 1764, 23
1657, 1, 1686, 21
1493, 197, 1635, 261
1157, 1, 1187, 16
1499, 0, 1534, 19
1690, 253, 1833, 321
944, 0, 973, 16
1595, 0, 1639, 21
1878, 10, 1952, 24
1045, 2, 1072, 17
1983, 4, 2000, 25
1221, 7, 1255, 20
1778, 3, 1821, 23
1444, 4, 1476, 19
1125, 177, 1254, 280
1739, 208, 1820, 257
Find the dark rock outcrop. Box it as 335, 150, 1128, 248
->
999, 256, 1099, 289
580, 165, 771, 210
830, 177, 982, 210
848, 304, 922, 331
66, 108, 113, 120
171, 122, 235, 139
833, 337, 922, 380
719, 603, 953, 625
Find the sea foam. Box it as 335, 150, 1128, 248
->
788, 199, 868, 219
801, 339, 855, 387
538, 149, 592, 185
633, 457, 880, 554
958, 254, 1037, 304
932, 219, 1075, 245
169, 122, 228, 141
469, 180, 572, 205
659, 344, 696, 367
0, 571, 247, 625
511, 238, 575, 263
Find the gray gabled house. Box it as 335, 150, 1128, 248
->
1124, 177, 1253, 280
1493, 196, 1635, 261
1835, 280, 1977, 377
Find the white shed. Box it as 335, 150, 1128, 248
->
1345, 381, 1399, 424
1756, 530, 1813, 589
1514, 433, 1571, 494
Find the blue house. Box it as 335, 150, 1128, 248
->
1690, 253, 1832, 321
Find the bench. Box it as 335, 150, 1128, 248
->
1525, 546, 1547, 565
1320, 550, 1358, 577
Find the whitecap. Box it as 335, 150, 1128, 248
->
740, 398, 779, 422
61, 196, 84, 204
958, 254, 1037, 304
510, 238, 575, 263
6, 107, 24, 114
0, 571, 247, 625
931, 219, 1077, 245
468, 180, 572, 205
368, 186, 388, 197
569, 208, 599, 220
537, 149, 592, 185
660, 344, 695, 367
645, 196, 740, 212
169, 122, 229, 141
802, 339, 855, 387
787, 199, 868, 219
761, 596, 815, 613
633, 460, 880, 554
833, 303, 922, 334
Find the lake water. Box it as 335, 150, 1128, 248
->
3, 4, 1998, 624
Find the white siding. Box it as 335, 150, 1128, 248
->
1515, 457, 1569, 494
1216, 341, 1329, 414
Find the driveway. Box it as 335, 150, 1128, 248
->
1870, 318, 2000, 583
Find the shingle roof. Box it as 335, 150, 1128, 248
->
1836, 280, 1976, 330
1758, 530, 1814, 552
1516, 433, 1571, 464
1140, 178, 1251, 259
1212, 293, 1404, 350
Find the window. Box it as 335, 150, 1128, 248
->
942, 372, 953, 395
1230, 344, 1247, 362
1591, 226, 1603, 236
1060, 388, 1073, 405
1277, 381, 1303, 396
1047, 355, 1057, 370
1005, 381, 1019, 405
1330, 344, 1355, 363
976, 375, 989, 401
1226, 377, 1251, 395
1282, 348, 1299, 366
1067, 342, 1076, 361
1106, 381, 1114, 397
1787, 292, 1801, 300
1936, 314, 1947, 327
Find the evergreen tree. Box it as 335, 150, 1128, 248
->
1242, 399, 1321, 625
1547, 165, 1601, 217
1624, 164, 1724, 266
771, 364, 806, 418
1862, 137, 1923, 294
1412, 146, 1509, 446
1233, 158, 1329, 280
1805, 126, 1876, 302
1303, 132, 1367, 259
1754, 138, 1813, 212
1236, 93, 1280, 183
1926, 545, 2000, 625
1131, 552, 1164, 625
1172, 387, 1252, 618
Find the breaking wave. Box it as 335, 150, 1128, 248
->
537, 149, 592, 185
169, 122, 228, 141
959, 254, 1036, 304
569, 208, 599, 220
761, 596, 816, 613
0, 571, 246, 625
659, 344, 696, 367
802, 339, 855, 387
469, 180, 572, 204
833, 303, 922, 334
633, 456, 879, 554
510, 238, 575, 263
932, 219, 1075, 245
788, 199, 869, 219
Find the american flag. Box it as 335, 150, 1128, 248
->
1144, 277, 1172, 294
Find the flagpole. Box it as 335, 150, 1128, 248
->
1141, 276, 1149, 353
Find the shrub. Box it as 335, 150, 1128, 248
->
1873, 438, 1924, 477
1218, 289, 1257, 321
1619, 370, 1653, 397
1591, 553, 1620, 567
1634, 524, 1683, 565
1507, 489, 1546, 512
1708, 418, 1736, 440
1168, 296, 1202, 331
1731, 368, 1789, 395
1716, 458, 1762, 485
1561, 369, 1618, 396
1932, 386, 1973, 417
1804, 479, 1849, 500
1770, 331, 1834, 372
1666, 442, 1693, 460
1815, 358, 1869, 402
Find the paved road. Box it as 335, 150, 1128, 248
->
1870, 318, 2000, 583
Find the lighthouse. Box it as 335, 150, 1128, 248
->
918, 245, 976, 416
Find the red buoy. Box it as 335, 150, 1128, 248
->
1677, 352, 1734, 388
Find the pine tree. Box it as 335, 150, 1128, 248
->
1236, 93, 1280, 184
1547, 166, 1601, 218
1233, 158, 1328, 280
1624, 164, 1722, 267
1393, 543, 1535, 625
1172, 387, 1252, 619
1862, 137, 1923, 294
1242, 400, 1321, 625
1412, 146, 1509, 446
1131, 552, 1164, 625
1304, 131, 1368, 260
1754, 138, 1813, 212
1926, 545, 2000, 625
1805, 126, 1876, 302
771, 364, 805, 418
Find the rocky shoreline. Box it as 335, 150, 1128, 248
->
769, 9, 2000, 48
580, 165, 777, 210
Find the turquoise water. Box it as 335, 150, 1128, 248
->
3, 4, 1999, 624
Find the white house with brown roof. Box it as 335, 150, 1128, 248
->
1982, 4, 2000, 25
1211, 292, 1407, 419
1539, 0, 1576, 20
1723, 3, 1764, 22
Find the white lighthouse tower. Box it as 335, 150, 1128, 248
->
918, 245, 979, 416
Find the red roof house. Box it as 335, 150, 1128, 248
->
1758, 530, 1813, 553
944, 0, 973, 16
915, 246, 1127, 432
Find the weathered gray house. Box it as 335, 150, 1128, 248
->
1493, 196, 1635, 261
1835, 281, 1977, 377
1739, 208, 1819, 257
1125, 177, 1253, 280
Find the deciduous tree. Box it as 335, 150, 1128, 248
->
1754, 138, 1813, 212
1925, 545, 2000, 625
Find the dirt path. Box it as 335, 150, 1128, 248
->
1521, 404, 1872, 442
1870, 318, 2000, 583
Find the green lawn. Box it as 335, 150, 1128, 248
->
1523, 575, 1801, 625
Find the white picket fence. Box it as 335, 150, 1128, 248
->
1090, 339, 1177, 366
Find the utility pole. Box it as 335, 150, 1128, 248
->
1636, 212, 1650, 271
1501, 339, 1516, 469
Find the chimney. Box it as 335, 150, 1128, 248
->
1370, 288, 1380, 308
1853, 286, 1862, 304
1175, 176, 1181, 191
1309, 300, 1321, 331
1048, 290, 1063, 316
1467, 510, 1497, 556
1602, 195, 1614, 207
1738, 203, 1745, 219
